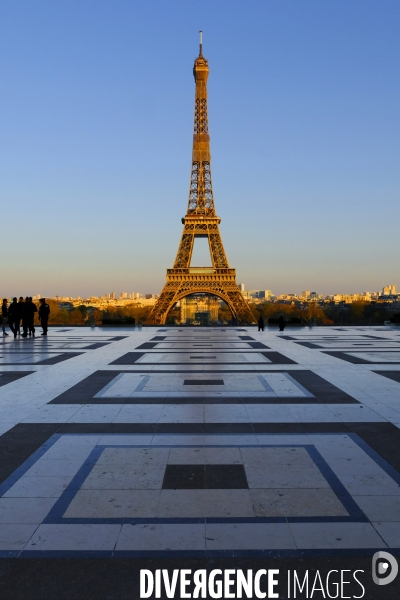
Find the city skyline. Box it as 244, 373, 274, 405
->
1, 1, 399, 297
5, 282, 397, 304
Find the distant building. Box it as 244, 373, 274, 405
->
180, 296, 220, 324
383, 284, 397, 296
257, 290, 274, 300
242, 290, 258, 300
302, 290, 311, 300
120, 292, 128, 299
238, 283, 245, 292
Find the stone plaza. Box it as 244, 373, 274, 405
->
1, 325, 400, 596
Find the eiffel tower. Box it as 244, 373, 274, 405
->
150, 33, 256, 325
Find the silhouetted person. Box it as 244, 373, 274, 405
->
258, 315, 264, 331
38, 298, 50, 336
2, 299, 9, 336
17, 297, 25, 335
23, 297, 37, 337
278, 313, 285, 332
21, 296, 30, 337
8, 298, 19, 338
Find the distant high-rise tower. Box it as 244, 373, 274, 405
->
149, 34, 255, 325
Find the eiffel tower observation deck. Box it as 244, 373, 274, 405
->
150, 33, 255, 325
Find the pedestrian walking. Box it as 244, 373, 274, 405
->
38, 298, 50, 336
257, 315, 264, 332
8, 298, 19, 338
278, 312, 285, 332
2, 299, 9, 336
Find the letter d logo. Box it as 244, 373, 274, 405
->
372, 551, 398, 585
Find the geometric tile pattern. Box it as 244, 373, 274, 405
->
1, 325, 400, 566
49, 369, 359, 404
0, 432, 398, 556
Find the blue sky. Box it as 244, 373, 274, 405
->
1, 1, 399, 297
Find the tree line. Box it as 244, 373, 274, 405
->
26, 299, 396, 327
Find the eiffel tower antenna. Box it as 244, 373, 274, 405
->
149, 36, 256, 325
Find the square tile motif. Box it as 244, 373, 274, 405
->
49, 370, 358, 404
1, 432, 399, 555
93, 372, 311, 397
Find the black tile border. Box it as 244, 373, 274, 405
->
33, 352, 84, 365
280, 334, 395, 348
109, 351, 296, 366
291, 370, 357, 402
136, 343, 158, 349
2, 339, 118, 350
0, 371, 34, 388
247, 342, 270, 349
0, 352, 83, 365
261, 352, 297, 364
322, 351, 400, 364
48, 369, 358, 404
183, 379, 224, 385
83, 343, 111, 350
295, 342, 321, 349
2, 421, 400, 483
373, 371, 400, 384
50, 371, 118, 402
110, 352, 145, 365
136, 343, 272, 350
141, 336, 247, 340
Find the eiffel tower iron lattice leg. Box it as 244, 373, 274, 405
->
149, 34, 256, 326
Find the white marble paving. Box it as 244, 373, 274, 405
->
0, 326, 400, 554
11, 402, 390, 424
0, 431, 398, 552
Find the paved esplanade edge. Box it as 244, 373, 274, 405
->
149, 34, 255, 325
1, 325, 400, 567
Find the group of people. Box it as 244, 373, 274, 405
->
1, 297, 50, 338
257, 313, 286, 332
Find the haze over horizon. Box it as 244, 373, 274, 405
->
1, 1, 399, 298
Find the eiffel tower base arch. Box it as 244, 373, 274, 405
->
150, 269, 256, 325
